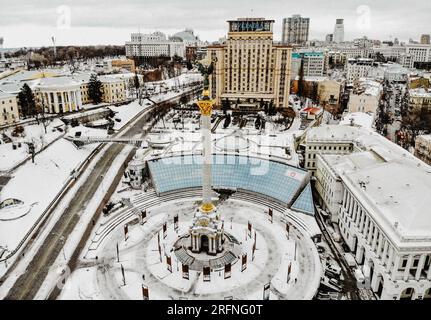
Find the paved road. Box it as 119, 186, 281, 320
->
314, 209, 363, 300
4, 90, 197, 300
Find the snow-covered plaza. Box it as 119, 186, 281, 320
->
55, 98, 323, 300
59, 193, 321, 300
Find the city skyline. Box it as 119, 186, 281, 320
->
0, 0, 430, 48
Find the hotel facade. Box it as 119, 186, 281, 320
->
207, 18, 292, 110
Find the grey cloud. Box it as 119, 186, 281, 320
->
0, 0, 430, 46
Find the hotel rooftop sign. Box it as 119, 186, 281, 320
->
228, 18, 274, 33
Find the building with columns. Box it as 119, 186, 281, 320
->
207, 18, 292, 110
34, 77, 83, 114
305, 124, 431, 300
338, 161, 431, 300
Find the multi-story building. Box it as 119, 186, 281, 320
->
325, 34, 333, 43
346, 58, 374, 82
399, 53, 414, 69
0, 91, 19, 126
103, 59, 136, 73
421, 34, 431, 45
308, 125, 426, 217
34, 77, 83, 114
99, 76, 127, 104
282, 15, 310, 45
408, 88, 431, 111
308, 124, 431, 300
303, 125, 357, 175
185, 46, 208, 62
333, 19, 345, 43
0, 71, 128, 116
317, 79, 344, 114
383, 63, 408, 83
207, 18, 292, 110
125, 31, 185, 60
347, 79, 382, 114
77, 75, 127, 106
171, 29, 204, 47
414, 135, 431, 165
371, 45, 406, 61
338, 161, 431, 300
405, 44, 431, 64
292, 52, 325, 77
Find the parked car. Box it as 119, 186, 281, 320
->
354, 268, 365, 283
326, 264, 341, 276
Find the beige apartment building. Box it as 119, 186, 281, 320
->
100, 77, 127, 104
348, 79, 382, 114
317, 79, 344, 114
0, 92, 19, 126
207, 18, 292, 110
414, 135, 431, 165
79, 76, 127, 105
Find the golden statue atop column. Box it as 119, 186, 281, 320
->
189, 58, 224, 255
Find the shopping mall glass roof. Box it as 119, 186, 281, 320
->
148, 154, 313, 212
291, 182, 315, 216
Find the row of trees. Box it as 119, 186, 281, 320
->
220, 98, 278, 115
7, 46, 125, 68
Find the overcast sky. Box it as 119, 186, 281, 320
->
0, 0, 430, 48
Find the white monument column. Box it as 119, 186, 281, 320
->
197, 90, 215, 213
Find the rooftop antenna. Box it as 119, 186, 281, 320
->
0, 37, 5, 61
51, 36, 57, 59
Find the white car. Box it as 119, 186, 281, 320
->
354, 268, 365, 283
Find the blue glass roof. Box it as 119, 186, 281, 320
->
148, 154, 309, 205
291, 182, 315, 216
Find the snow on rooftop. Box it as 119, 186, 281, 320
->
323, 150, 385, 176
310, 123, 431, 242
339, 112, 375, 129
417, 134, 431, 142
0, 90, 15, 99
343, 162, 431, 240
409, 87, 431, 97
31, 76, 81, 88
303, 76, 328, 82
307, 124, 429, 169
352, 78, 382, 97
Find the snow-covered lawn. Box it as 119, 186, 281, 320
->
0, 119, 65, 172
0, 138, 102, 252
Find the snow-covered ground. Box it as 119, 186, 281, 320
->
52, 105, 320, 300
0, 73, 200, 274
58, 195, 321, 300
0, 132, 104, 254
0, 119, 66, 172
146, 109, 304, 167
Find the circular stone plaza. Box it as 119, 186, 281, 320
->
59, 94, 323, 300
